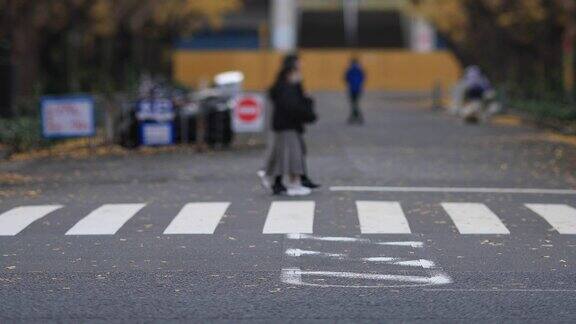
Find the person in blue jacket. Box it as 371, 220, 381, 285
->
345, 58, 366, 124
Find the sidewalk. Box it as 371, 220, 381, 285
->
0, 91, 575, 202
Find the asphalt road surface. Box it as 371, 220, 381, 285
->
1, 92, 576, 322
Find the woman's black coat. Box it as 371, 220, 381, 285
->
269, 82, 316, 133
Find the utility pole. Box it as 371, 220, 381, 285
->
270, 0, 298, 52
343, 0, 359, 48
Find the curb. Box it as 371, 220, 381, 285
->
491, 113, 576, 147
505, 109, 576, 135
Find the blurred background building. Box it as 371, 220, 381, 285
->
173, 0, 459, 92
175, 0, 439, 52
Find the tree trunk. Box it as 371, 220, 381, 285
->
67, 29, 82, 93
11, 17, 40, 101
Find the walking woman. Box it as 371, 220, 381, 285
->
259, 55, 318, 196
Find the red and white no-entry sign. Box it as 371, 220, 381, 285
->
236, 97, 260, 122
233, 94, 265, 133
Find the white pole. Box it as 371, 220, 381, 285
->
343, 0, 359, 47
410, 15, 437, 53
271, 0, 298, 52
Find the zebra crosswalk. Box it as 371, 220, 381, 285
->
0, 205, 63, 236
0, 201, 575, 236
163, 202, 230, 234
65, 204, 146, 236
525, 204, 576, 234
263, 201, 315, 234
356, 201, 411, 234
441, 203, 510, 235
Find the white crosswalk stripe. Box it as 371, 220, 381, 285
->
441, 203, 510, 234
356, 201, 411, 234
263, 201, 315, 234
164, 202, 230, 234
66, 204, 146, 235
0, 205, 62, 236
525, 204, 576, 234
4, 201, 576, 236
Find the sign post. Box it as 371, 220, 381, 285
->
232, 94, 265, 133
136, 98, 175, 146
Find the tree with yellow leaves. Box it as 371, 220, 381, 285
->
0, 0, 242, 115
410, 0, 571, 100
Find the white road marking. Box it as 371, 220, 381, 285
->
441, 203, 510, 234
356, 201, 411, 234
286, 249, 434, 268
286, 233, 370, 242
163, 202, 230, 234
263, 201, 315, 234
286, 234, 424, 247
281, 268, 452, 287
394, 259, 436, 269
66, 204, 146, 235
363, 257, 397, 262
12, 202, 571, 237
0, 205, 63, 236
281, 268, 303, 285
378, 241, 424, 248
362, 257, 435, 269
525, 204, 576, 234
331, 186, 576, 195
285, 248, 345, 258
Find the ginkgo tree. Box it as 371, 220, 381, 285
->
0, 0, 242, 111
409, 0, 573, 99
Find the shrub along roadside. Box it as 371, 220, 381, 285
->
510, 99, 576, 122
0, 117, 51, 154
504, 97, 576, 135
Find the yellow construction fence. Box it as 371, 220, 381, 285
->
173, 49, 461, 92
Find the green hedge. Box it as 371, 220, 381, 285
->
509, 99, 576, 122
0, 117, 50, 153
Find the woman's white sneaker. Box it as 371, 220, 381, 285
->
287, 184, 311, 196
257, 170, 271, 189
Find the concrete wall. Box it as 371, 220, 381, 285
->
173, 50, 461, 91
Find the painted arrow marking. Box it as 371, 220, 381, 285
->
362, 257, 436, 269
286, 233, 370, 242
285, 248, 345, 258
285, 249, 436, 269
286, 234, 423, 248
377, 241, 424, 248
281, 268, 452, 287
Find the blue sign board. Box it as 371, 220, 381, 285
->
136, 98, 175, 146
136, 99, 174, 122
139, 122, 175, 146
